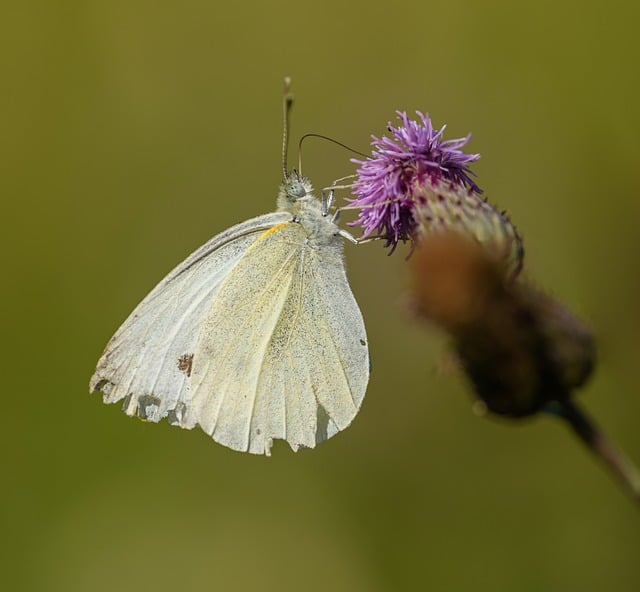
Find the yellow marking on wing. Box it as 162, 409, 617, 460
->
248, 222, 293, 251
261, 222, 291, 239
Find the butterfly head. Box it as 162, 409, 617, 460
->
278, 171, 314, 210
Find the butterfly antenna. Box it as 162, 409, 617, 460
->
282, 77, 294, 179
298, 133, 369, 174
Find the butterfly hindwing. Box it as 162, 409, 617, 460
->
184, 221, 369, 454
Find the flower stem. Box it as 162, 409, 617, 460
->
554, 399, 640, 505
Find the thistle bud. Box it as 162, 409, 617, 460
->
410, 233, 595, 416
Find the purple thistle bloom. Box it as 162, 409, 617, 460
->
350, 111, 482, 249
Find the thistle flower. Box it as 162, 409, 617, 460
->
350, 111, 482, 246
352, 110, 640, 503
350, 111, 524, 277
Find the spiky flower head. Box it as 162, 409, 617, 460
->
349, 111, 523, 278
350, 111, 481, 245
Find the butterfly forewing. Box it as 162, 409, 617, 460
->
90, 212, 292, 424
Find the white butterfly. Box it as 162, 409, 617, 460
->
90, 167, 370, 455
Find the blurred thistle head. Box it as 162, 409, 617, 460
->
410, 232, 596, 417
350, 111, 523, 277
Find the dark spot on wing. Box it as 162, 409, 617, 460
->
168, 402, 187, 426
137, 394, 162, 421
359, 339, 366, 346
178, 354, 194, 377
121, 392, 133, 411
94, 378, 115, 395
315, 403, 330, 444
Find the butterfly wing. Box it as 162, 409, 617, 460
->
91, 215, 369, 455
187, 221, 369, 455
90, 212, 292, 423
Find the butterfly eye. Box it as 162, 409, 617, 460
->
286, 180, 307, 199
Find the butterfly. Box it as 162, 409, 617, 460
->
90, 82, 370, 455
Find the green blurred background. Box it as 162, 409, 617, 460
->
3, 1, 639, 590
